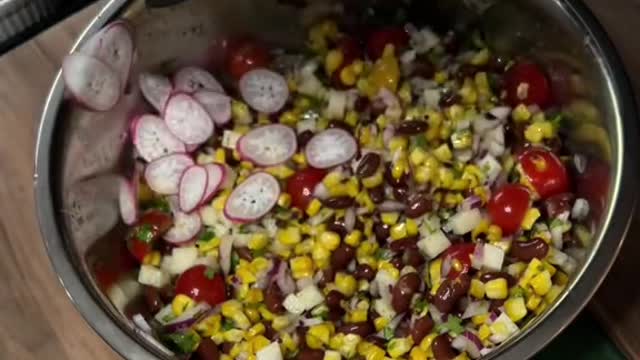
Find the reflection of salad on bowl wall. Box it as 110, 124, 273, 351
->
59, 3, 611, 359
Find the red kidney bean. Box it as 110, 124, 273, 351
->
410, 59, 435, 78
390, 256, 404, 270
456, 64, 481, 81
194, 338, 220, 360
235, 247, 253, 261
354, 264, 376, 281
323, 196, 355, 209
411, 315, 434, 343
392, 272, 421, 313
395, 317, 411, 337
158, 284, 175, 303
510, 238, 549, 261
337, 322, 374, 337
143, 286, 163, 314
357, 153, 382, 178
328, 307, 345, 322
544, 193, 575, 219
297, 130, 314, 148
368, 185, 385, 204
264, 323, 277, 340
326, 290, 345, 310
393, 186, 409, 202
404, 250, 426, 268
395, 120, 429, 135
389, 236, 419, 252
490, 299, 506, 312
124, 296, 150, 320
433, 274, 471, 314
405, 193, 433, 218
439, 91, 461, 108
317, 268, 335, 287
432, 334, 457, 360
480, 272, 517, 287
366, 335, 387, 349
220, 342, 234, 354
374, 222, 390, 243
331, 244, 356, 270
264, 282, 285, 314
295, 349, 324, 360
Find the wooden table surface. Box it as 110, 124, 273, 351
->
0, 1, 639, 359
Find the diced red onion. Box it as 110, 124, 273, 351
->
345, 207, 356, 232
275, 261, 296, 295
471, 242, 484, 270
462, 300, 490, 319
460, 195, 482, 212
377, 88, 402, 120
164, 303, 211, 333
378, 200, 406, 212
463, 331, 483, 358
133, 314, 152, 333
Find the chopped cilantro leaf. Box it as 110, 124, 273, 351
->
414, 299, 429, 314
204, 267, 216, 280
435, 316, 464, 337
222, 319, 235, 331
143, 197, 171, 213
162, 314, 176, 323
238, 225, 250, 234
230, 252, 240, 273
163, 331, 201, 354
198, 229, 216, 242
411, 134, 428, 151
375, 248, 393, 261
135, 224, 154, 243
383, 326, 395, 340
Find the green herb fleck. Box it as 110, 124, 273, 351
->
204, 267, 216, 280
252, 248, 267, 258
162, 314, 176, 323
143, 197, 171, 213
375, 248, 393, 261
550, 113, 567, 131
222, 319, 235, 331
163, 330, 201, 354
198, 229, 216, 242
511, 286, 526, 298
135, 224, 155, 243
230, 252, 240, 273
383, 326, 395, 340
550, 219, 563, 229
435, 316, 464, 337
410, 134, 428, 151
414, 299, 429, 314
238, 225, 250, 234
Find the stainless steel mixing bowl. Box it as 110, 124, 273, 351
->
34, 0, 639, 359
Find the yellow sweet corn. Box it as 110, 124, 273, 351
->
390, 222, 408, 240
471, 48, 490, 66
345, 230, 363, 247
544, 285, 565, 304
258, 306, 274, 321
526, 295, 542, 311
429, 259, 443, 294
410, 347, 427, 360
459, 78, 478, 105
335, 272, 357, 297
306, 199, 323, 216
505, 297, 528, 322
345, 110, 359, 128
195, 314, 221, 337
319, 231, 341, 251
245, 289, 264, 304
325, 49, 344, 76
277, 193, 292, 208
554, 271, 569, 286
312, 243, 331, 269
248, 233, 268, 251
290, 256, 314, 279
524, 121, 555, 143
347, 309, 368, 323
521, 208, 541, 230
470, 279, 486, 299
295, 239, 314, 256
472, 314, 489, 326
142, 251, 162, 267
387, 338, 413, 358
530, 270, 552, 296
223, 329, 244, 343
512, 104, 532, 122
434, 71, 448, 84
433, 143, 453, 162
324, 350, 342, 360
212, 190, 231, 210
237, 266, 257, 284
362, 170, 384, 188
172, 294, 195, 316
378, 261, 400, 280
358, 342, 386, 360
250, 335, 271, 353
272, 315, 291, 331
419, 333, 438, 352
485, 278, 508, 299
278, 227, 301, 246
374, 316, 389, 332
281, 332, 296, 353
292, 152, 307, 167
381, 212, 400, 225
519, 258, 544, 288
406, 219, 418, 236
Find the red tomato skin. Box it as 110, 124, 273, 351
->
519, 148, 569, 199
504, 62, 552, 108
488, 184, 532, 235
441, 243, 475, 279
366, 27, 409, 60
286, 168, 328, 210
126, 211, 173, 262
175, 265, 226, 306
227, 40, 271, 80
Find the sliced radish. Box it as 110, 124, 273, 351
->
224, 172, 280, 223
239, 68, 289, 114
63, 53, 121, 111
237, 124, 297, 166
119, 177, 138, 225
173, 66, 224, 94
194, 90, 232, 125
164, 93, 214, 145
144, 154, 194, 195
219, 164, 237, 190
139, 72, 172, 113
133, 114, 186, 162
185, 143, 201, 153
201, 164, 225, 204
305, 128, 358, 169
164, 211, 202, 244
80, 21, 134, 91
179, 165, 208, 212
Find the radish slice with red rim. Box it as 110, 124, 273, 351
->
237, 124, 297, 166
185, 143, 201, 153
179, 165, 208, 213
144, 153, 194, 195
224, 172, 280, 223
173, 66, 224, 94
139, 72, 172, 113
80, 21, 134, 91
164, 211, 202, 244
164, 93, 214, 145
194, 91, 232, 125
63, 53, 121, 111
118, 177, 138, 225
201, 164, 225, 204
305, 128, 358, 169
133, 114, 186, 162
219, 164, 237, 190
239, 68, 289, 114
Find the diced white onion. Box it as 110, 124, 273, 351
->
447, 208, 483, 235
418, 229, 452, 258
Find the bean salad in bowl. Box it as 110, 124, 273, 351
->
62, 9, 599, 360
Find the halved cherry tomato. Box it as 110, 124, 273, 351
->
488, 184, 531, 235
441, 243, 475, 280
519, 148, 569, 199
366, 27, 409, 60
287, 168, 327, 210
126, 211, 173, 262
227, 40, 272, 80
175, 265, 226, 306
504, 62, 552, 108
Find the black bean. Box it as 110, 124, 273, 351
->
357, 153, 382, 178
323, 196, 355, 209
395, 120, 429, 135
368, 185, 385, 204
405, 193, 433, 218
354, 264, 376, 281
331, 244, 355, 270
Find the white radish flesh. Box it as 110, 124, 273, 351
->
239, 68, 289, 114
173, 66, 224, 94
194, 90, 232, 125
144, 154, 194, 195
305, 129, 358, 169
163, 211, 202, 244
139, 72, 172, 113
133, 114, 186, 162
118, 177, 138, 225
164, 93, 214, 145
63, 53, 121, 111
224, 173, 280, 223
179, 166, 208, 213
237, 124, 297, 166
201, 164, 225, 204
80, 21, 134, 91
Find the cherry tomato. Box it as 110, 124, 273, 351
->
366, 27, 409, 60
227, 40, 272, 80
175, 265, 226, 306
286, 168, 327, 210
504, 62, 552, 108
488, 184, 532, 235
441, 243, 475, 280
519, 148, 569, 199
126, 211, 173, 262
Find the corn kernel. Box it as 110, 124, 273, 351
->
410, 347, 427, 360
348, 309, 368, 323
519, 258, 544, 288
142, 251, 161, 267
250, 335, 270, 353
245, 288, 264, 304
504, 297, 527, 322
429, 259, 442, 294
281, 332, 296, 353
258, 306, 274, 321
555, 271, 569, 286
272, 315, 291, 331
335, 272, 357, 297
530, 270, 552, 296
387, 337, 413, 358
391, 157, 408, 179
485, 278, 508, 300
451, 130, 473, 149
545, 285, 565, 304
472, 314, 489, 326
172, 294, 195, 316
487, 225, 503, 243
470, 279, 486, 299
526, 295, 542, 311
409, 147, 428, 166
308, 323, 333, 347
381, 212, 400, 225
362, 171, 384, 188
295, 239, 314, 255
290, 256, 314, 279
212, 190, 230, 210
277, 227, 301, 246
307, 199, 323, 216
312, 244, 331, 269
405, 219, 418, 236
389, 137, 408, 152
433, 143, 453, 162
478, 324, 492, 341
320, 231, 341, 251
374, 317, 389, 332
459, 79, 478, 105
390, 223, 408, 240
237, 266, 257, 284
248, 233, 268, 251
520, 208, 541, 231
470, 48, 490, 66
324, 350, 342, 360
418, 333, 437, 351
344, 230, 363, 247
434, 71, 448, 84
513, 104, 532, 122
325, 49, 344, 76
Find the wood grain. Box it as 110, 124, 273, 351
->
0, 1, 638, 360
